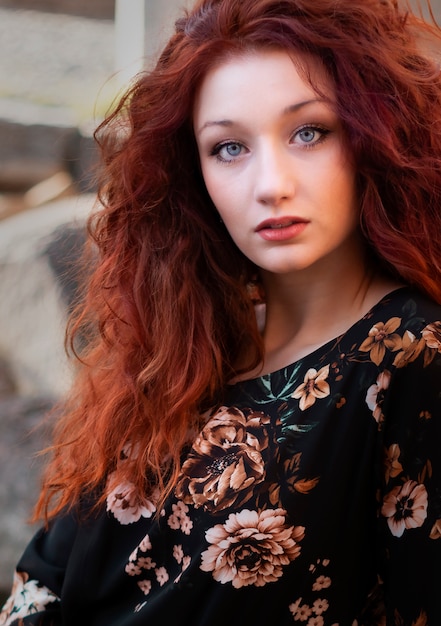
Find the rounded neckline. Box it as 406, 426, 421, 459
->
230, 286, 411, 386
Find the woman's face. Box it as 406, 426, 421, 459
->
193, 49, 360, 280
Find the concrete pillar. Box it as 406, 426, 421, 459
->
114, 0, 191, 89
114, 0, 147, 88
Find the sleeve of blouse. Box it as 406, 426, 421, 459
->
0, 509, 78, 626
378, 326, 441, 625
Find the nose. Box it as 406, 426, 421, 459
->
254, 142, 295, 207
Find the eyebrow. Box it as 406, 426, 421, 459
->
196, 98, 325, 134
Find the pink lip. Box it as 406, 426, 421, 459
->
255, 217, 309, 242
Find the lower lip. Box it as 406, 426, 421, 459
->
257, 222, 308, 242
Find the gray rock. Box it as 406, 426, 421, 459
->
0, 394, 54, 590
0, 195, 93, 398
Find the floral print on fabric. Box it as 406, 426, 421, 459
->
291, 365, 331, 411
422, 321, 441, 351
125, 521, 192, 597
0, 571, 59, 626
106, 475, 157, 524
200, 508, 304, 588
357, 308, 440, 552
175, 406, 272, 514
119, 399, 316, 607
289, 559, 333, 624
359, 316, 402, 365
392, 330, 425, 368
381, 480, 428, 537
2, 289, 440, 626
392, 321, 441, 369
365, 370, 391, 425
383, 444, 403, 484
167, 500, 194, 535
106, 443, 159, 524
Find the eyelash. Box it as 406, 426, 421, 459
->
295, 124, 330, 147
210, 125, 331, 164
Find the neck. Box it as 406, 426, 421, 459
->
248, 246, 401, 379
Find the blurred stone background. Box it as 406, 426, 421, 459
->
0, 0, 440, 607
0, 0, 188, 602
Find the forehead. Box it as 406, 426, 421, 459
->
193, 49, 334, 123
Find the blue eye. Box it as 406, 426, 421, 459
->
224, 143, 242, 156
298, 128, 317, 143
212, 141, 246, 162
294, 126, 329, 146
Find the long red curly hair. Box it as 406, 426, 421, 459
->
35, 0, 441, 520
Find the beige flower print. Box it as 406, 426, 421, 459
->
167, 501, 193, 535
312, 599, 329, 615
307, 617, 325, 626
125, 555, 156, 577
384, 444, 403, 484
0, 571, 59, 626
125, 534, 156, 579
393, 329, 426, 368
292, 602, 313, 621
289, 598, 302, 617
289, 598, 329, 624
292, 365, 331, 411
175, 406, 270, 514
155, 567, 169, 586
312, 575, 332, 591
106, 477, 157, 525
359, 317, 402, 365
365, 370, 391, 424
125, 562, 142, 576
173, 544, 192, 584
137, 580, 152, 596
381, 480, 428, 537
200, 508, 304, 588
422, 321, 441, 351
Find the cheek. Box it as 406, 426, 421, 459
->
328, 160, 358, 211
334, 153, 357, 200
342, 175, 359, 219
200, 165, 219, 206
202, 169, 238, 217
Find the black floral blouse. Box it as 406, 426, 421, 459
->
1, 287, 441, 626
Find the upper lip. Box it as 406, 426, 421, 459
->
255, 217, 309, 231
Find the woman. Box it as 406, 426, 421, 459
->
1, 0, 441, 624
